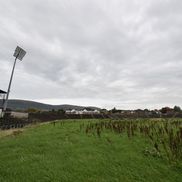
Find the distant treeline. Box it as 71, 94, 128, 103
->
1, 105, 182, 130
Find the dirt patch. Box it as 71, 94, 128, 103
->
0, 128, 24, 138
12, 130, 23, 136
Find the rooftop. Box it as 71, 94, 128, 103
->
0, 89, 6, 94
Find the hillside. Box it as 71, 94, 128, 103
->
0, 99, 100, 111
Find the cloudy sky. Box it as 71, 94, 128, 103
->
0, 0, 182, 109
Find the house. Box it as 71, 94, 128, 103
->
66, 109, 100, 115
0, 89, 7, 94
10, 111, 29, 119
65, 109, 80, 114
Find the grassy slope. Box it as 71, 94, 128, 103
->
0, 120, 181, 182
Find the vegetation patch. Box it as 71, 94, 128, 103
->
0, 119, 181, 182
83, 119, 182, 163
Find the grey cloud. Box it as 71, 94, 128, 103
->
0, 0, 182, 109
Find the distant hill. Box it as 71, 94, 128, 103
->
0, 99, 100, 111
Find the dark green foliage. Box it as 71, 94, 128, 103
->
174, 106, 181, 112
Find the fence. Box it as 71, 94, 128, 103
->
0, 117, 31, 130
1, 111, 182, 130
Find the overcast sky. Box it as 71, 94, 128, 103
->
0, 0, 182, 109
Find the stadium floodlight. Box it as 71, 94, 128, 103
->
13, 46, 26, 61
3, 46, 26, 114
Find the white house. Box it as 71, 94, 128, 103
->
66, 109, 100, 115
10, 111, 29, 119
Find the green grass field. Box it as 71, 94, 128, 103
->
0, 119, 181, 182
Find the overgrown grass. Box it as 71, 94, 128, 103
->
0, 119, 181, 182
83, 119, 182, 162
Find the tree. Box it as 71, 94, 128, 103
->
160, 107, 172, 114
173, 106, 181, 112
111, 107, 117, 113
58, 109, 65, 114
27, 108, 39, 113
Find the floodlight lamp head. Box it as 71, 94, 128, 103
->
13, 46, 26, 61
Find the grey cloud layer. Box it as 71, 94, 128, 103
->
0, 0, 182, 109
